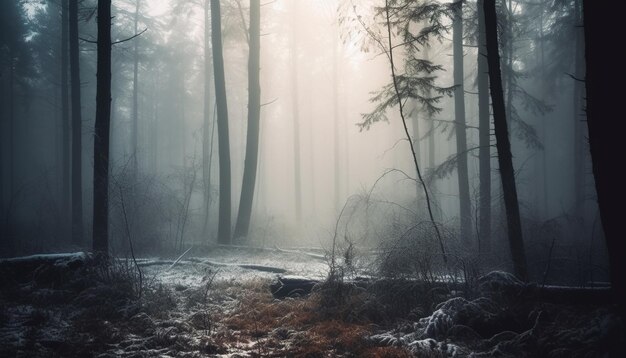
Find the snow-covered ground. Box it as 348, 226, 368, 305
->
1, 252, 623, 357
138, 246, 330, 287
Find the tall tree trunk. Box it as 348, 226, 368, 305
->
61, 0, 70, 236
291, 2, 302, 223
92, 0, 112, 254
151, 72, 159, 174
234, 0, 261, 239
202, 0, 213, 239
582, 0, 626, 316
9, 58, 15, 208
210, 0, 232, 244
333, 20, 340, 215
477, 0, 491, 253
483, 0, 528, 281
131, 0, 140, 173
6, 57, 15, 249
453, 1, 472, 243
535, 2, 549, 217
69, 0, 83, 246
572, 0, 585, 218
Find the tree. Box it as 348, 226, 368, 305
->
93, 0, 113, 254
452, 0, 472, 244
61, 0, 71, 235
477, 0, 491, 253
571, 0, 585, 218
483, 0, 528, 281
131, 0, 140, 174
582, 0, 626, 315
211, 0, 232, 245
234, 0, 261, 239
354, 0, 455, 262
69, 0, 83, 245
1, 0, 32, 250
202, 0, 214, 239
291, 1, 302, 223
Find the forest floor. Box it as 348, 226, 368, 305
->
0, 248, 624, 357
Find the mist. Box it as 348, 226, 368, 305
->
1, 0, 623, 356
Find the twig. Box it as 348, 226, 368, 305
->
167, 246, 193, 272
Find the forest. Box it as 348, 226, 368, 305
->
0, 0, 624, 356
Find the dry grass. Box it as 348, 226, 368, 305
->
217, 279, 412, 356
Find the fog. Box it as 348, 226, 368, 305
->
1, 0, 604, 284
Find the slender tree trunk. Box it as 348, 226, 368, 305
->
477, 0, 491, 253
9, 59, 15, 209
61, 0, 70, 236
151, 73, 159, 174
453, 1, 472, 243
131, 0, 140, 173
202, 0, 212, 239
210, 0, 232, 244
483, 0, 528, 281
291, 2, 302, 223
582, 0, 626, 316
534, 2, 549, 217
6, 58, 15, 249
92, 0, 112, 254
69, 0, 83, 246
333, 20, 340, 215
234, 0, 261, 239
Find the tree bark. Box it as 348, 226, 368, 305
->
234, 0, 261, 239
202, 0, 213, 239
69, 0, 83, 246
210, 0, 232, 245
477, 0, 491, 253
483, 0, 528, 281
92, 0, 112, 254
61, 0, 70, 236
131, 0, 140, 173
582, 0, 626, 314
572, 0, 585, 218
291, 1, 302, 222
453, 1, 472, 244
332, 18, 340, 216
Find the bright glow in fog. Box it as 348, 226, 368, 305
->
4, 0, 600, 265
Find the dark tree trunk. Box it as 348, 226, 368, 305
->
234, 0, 261, 239
483, 0, 528, 281
61, 0, 70, 234
477, 0, 491, 253
210, 0, 232, 245
92, 0, 112, 254
131, 0, 140, 173
453, 1, 472, 243
69, 0, 83, 246
582, 0, 626, 314
572, 0, 585, 218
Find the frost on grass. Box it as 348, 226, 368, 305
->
1, 252, 622, 357
368, 271, 624, 357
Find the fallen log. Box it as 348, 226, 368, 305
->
270, 272, 614, 305
271, 276, 319, 298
